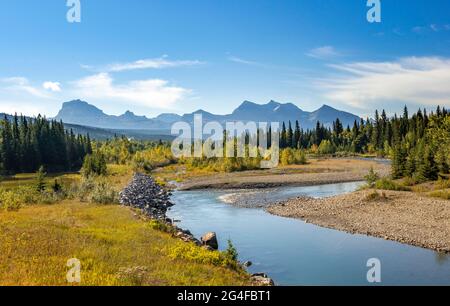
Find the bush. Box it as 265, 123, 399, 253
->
375, 178, 410, 191
436, 178, 450, 190
429, 190, 450, 200
364, 167, 379, 188
89, 179, 119, 204
401, 176, 419, 187
132, 146, 176, 172
0, 190, 22, 211
82, 153, 107, 177
224, 240, 238, 262
35, 166, 47, 192
168, 242, 241, 271
365, 190, 387, 202
148, 220, 175, 234
280, 149, 307, 166
318, 140, 336, 155
67, 176, 118, 204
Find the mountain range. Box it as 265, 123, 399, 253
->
54, 99, 360, 131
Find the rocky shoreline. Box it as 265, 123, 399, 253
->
267, 189, 450, 253
120, 173, 274, 286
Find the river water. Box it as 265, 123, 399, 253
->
168, 182, 450, 285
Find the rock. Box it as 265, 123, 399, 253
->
243, 261, 252, 267
201, 232, 219, 250
119, 173, 174, 220
251, 273, 275, 286
202, 245, 215, 252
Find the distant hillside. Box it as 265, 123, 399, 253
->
54, 100, 164, 130
54, 99, 361, 131
0, 113, 173, 141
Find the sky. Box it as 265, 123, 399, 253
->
0, 0, 450, 118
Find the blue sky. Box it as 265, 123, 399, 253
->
0, 0, 450, 118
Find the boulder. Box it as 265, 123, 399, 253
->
201, 232, 219, 250
242, 261, 252, 268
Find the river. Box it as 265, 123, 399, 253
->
167, 182, 450, 285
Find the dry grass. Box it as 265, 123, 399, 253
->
0, 164, 251, 286
0, 201, 251, 286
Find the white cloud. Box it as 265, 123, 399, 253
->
106, 55, 203, 72
306, 46, 339, 59
1, 77, 50, 98
43, 81, 61, 92
228, 56, 263, 66
72, 73, 190, 109
320, 57, 450, 110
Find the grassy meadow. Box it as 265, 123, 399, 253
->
0, 165, 251, 286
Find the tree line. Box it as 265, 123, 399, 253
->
279, 106, 449, 181
0, 114, 92, 174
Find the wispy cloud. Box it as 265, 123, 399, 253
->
430, 24, 439, 32
1, 77, 51, 99
227, 56, 264, 67
412, 24, 450, 34
72, 73, 190, 109
43, 81, 61, 92
105, 55, 203, 72
412, 26, 426, 34
319, 57, 450, 110
306, 46, 339, 60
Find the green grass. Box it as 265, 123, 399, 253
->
429, 189, 450, 200
374, 178, 411, 191
0, 201, 251, 286
0, 164, 251, 286
0, 172, 79, 190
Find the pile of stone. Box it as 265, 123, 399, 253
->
251, 273, 275, 286
119, 173, 174, 220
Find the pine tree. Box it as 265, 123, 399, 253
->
35, 166, 47, 192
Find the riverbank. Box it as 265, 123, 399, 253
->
176, 158, 390, 190
267, 189, 450, 253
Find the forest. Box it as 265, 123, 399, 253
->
0, 106, 449, 183
278, 106, 449, 181
0, 114, 92, 174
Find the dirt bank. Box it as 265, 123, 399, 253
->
267, 189, 450, 252
179, 158, 390, 190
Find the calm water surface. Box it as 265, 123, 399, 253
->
168, 182, 450, 285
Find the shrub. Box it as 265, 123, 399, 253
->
89, 179, 119, 205
149, 220, 175, 234
82, 153, 107, 177
364, 167, 379, 188
435, 178, 450, 190
0, 190, 22, 211
168, 242, 240, 271
429, 190, 450, 200
35, 166, 47, 192
401, 176, 419, 187
365, 190, 387, 202
132, 146, 176, 172
52, 180, 62, 193
280, 149, 307, 166
375, 178, 410, 191
224, 240, 238, 262
67, 176, 118, 204
318, 140, 336, 155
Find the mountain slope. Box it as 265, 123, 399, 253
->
53, 99, 361, 131
54, 100, 163, 130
